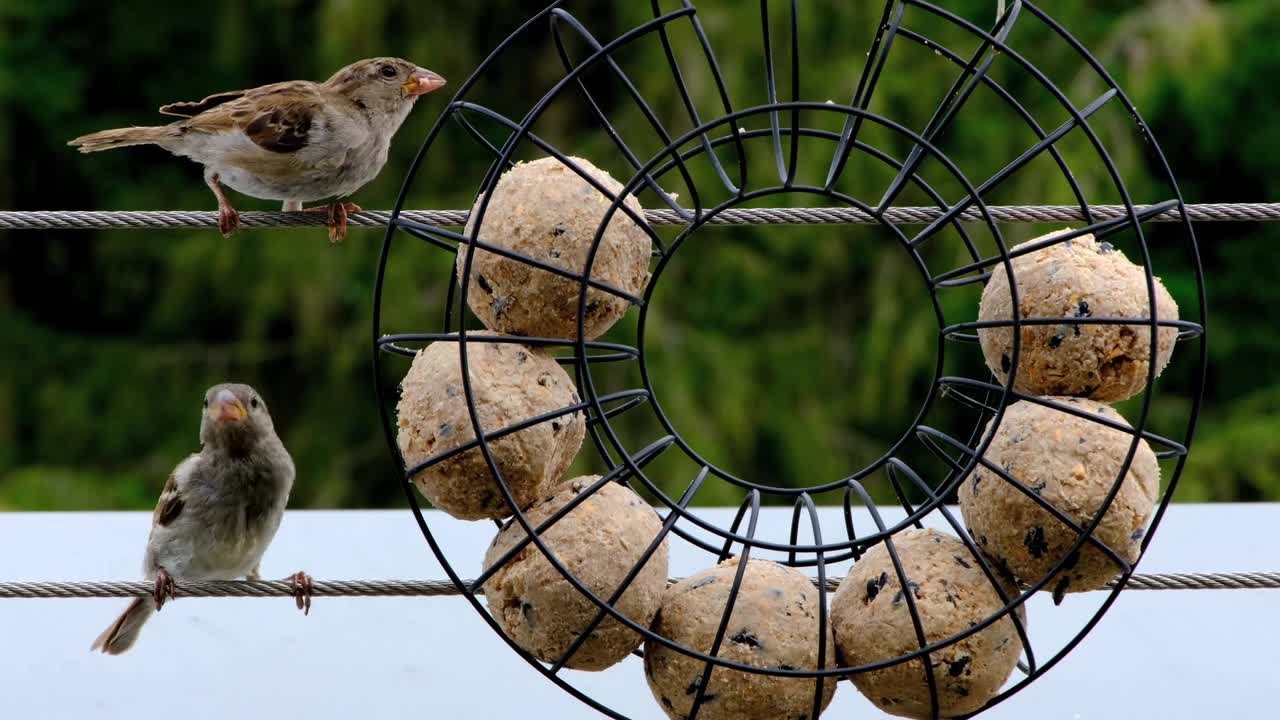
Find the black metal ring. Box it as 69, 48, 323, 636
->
370, 2, 1207, 718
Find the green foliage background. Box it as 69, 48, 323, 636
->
0, 0, 1272, 510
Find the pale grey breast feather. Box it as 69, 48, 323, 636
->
145, 441, 293, 579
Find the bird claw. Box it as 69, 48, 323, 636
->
153, 568, 176, 610
289, 571, 313, 616
301, 202, 360, 243
218, 204, 240, 237
204, 172, 240, 237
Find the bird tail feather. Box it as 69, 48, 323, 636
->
68, 126, 173, 153
91, 597, 156, 655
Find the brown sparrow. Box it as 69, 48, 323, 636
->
91, 383, 308, 655
69, 58, 446, 242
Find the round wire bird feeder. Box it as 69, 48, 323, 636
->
371, 1, 1207, 718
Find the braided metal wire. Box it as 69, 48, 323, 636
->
0, 579, 457, 599
1, 203, 1279, 231
2, 571, 1276, 599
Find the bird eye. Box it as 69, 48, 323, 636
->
379, 64, 397, 79
250, 398, 260, 409
202, 398, 209, 408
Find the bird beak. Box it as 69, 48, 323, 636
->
403, 68, 447, 98
211, 389, 247, 424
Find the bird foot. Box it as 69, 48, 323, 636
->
204, 172, 240, 237
288, 571, 314, 615
301, 202, 361, 243
218, 203, 241, 237
153, 568, 176, 610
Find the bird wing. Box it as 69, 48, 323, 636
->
158, 90, 247, 118
152, 469, 186, 528
178, 80, 323, 155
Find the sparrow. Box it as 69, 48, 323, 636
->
69, 58, 447, 242
91, 383, 309, 655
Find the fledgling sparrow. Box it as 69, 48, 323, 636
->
69, 58, 447, 242
91, 383, 309, 655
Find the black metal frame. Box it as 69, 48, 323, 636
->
370, 2, 1208, 718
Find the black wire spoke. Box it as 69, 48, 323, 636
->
549, 9, 695, 221
467, 435, 677, 595
586, 389, 655, 425
646, 500, 765, 563
549, 466, 709, 674
577, 101, 996, 277
447, 2, 701, 276
682, 0, 750, 193
932, 382, 1002, 499
585, 393, 651, 426
849, 479, 942, 718
934, 379, 1189, 457
451, 109, 517, 172
377, 332, 638, 357
395, 447, 634, 720
942, 317, 1202, 375
914, 424, 1134, 574
714, 493, 757, 562
886, 458, 1039, 678
560, 352, 639, 367
402, 388, 650, 480
840, 485, 865, 563
876, 1, 1023, 213
784, 0, 800, 183
909, 88, 1118, 249
760, 0, 802, 185
915, 425, 971, 474
790, 493, 830, 719
897, 26, 1094, 226
680, 126, 988, 263
442, 258, 462, 334
824, 1, 905, 188
575, 355, 670, 479
396, 215, 645, 306
471, 472, 621, 595
396, 218, 461, 255
885, 463, 926, 529
689, 490, 760, 720
837, 469, 1104, 677
649, 0, 747, 196
933, 270, 995, 290
449, 100, 670, 265
1177, 324, 1206, 341
583, 407, 621, 472
930, 199, 1180, 286
760, 0, 784, 183
377, 340, 638, 370
902, 0, 1131, 208
642, 124, 985, 267
612, 435, 681, 489
938, 380, 1001, 414
945, 316, 1201, 339
464, 446, 794, 688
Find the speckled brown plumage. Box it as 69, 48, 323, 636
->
69, 58, 446, 241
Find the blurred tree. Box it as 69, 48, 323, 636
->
0, 0, 1266, 509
